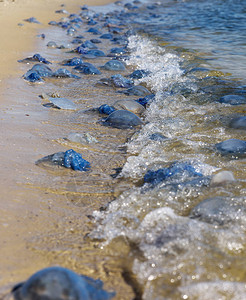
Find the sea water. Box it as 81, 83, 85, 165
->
90, 0, 246, 299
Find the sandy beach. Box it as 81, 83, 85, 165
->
0, 0, 135, 299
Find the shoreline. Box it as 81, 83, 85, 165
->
0, 1, 135, 299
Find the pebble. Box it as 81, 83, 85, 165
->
229, 116, 246, 130
118, 85, 151, 97
101, 60, 126, 71
113, 99, 145, 114
101, 110, 143, 129
215, 139, 246, 157
190, 196, 244, 225
210, 171, 235, 186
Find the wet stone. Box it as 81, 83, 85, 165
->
109, 47, 126, 55
36, 149, 90, 171
71, 38, 83, 44
113, 99, 145, 114
88, 18, 97, 25
118, 85, 151, 97
111, 74, 133, 88
18, 53, 51, 64
67, 27, 77, 36
215, 139, 246, 158
66, 132, 98, 144
100, 110, 143, 129
129, 69, 150, 79
217, 94, 246, 105
229, 116, 246, 130
46, 97, 77, 110
82, 40, 98, 49
144, 161, 203, 188
85, 49, 106, 57
100, 33, 113, 39
149, 133, 168, 141
24, 72, 43, 83
52, 68, 81, 79
12, 266, 115, 300
98, 104, 116, 115
63, 57, 84, 66
210, 171, 235, 186
74, 63, 101, 75
189, 197, 245, 225
64, 149, 91, 171
24, 64, 53, 80
90, 38, 102, 44
137, 94, 155, 107
88, 27, 101, 35
101, 60, 126, 71
47, 41, 58, 48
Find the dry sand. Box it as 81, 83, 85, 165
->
0, 0, 135, 299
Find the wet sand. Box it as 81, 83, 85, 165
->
0, 0, 135, 298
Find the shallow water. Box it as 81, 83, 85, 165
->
0, 0, 246, 299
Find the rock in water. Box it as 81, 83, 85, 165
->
118, 85, 151, 97
215, 139, 246, 157
137, 94, 155, 107
101, 60, 125, 71
217, 94, 246, 105
12, 266, 115, 300
101, 110, 143, 129
52, 68, 80, 78
24, 64, 53, 80
190, 197, 245, 225
67, 132, 98, 144
149, 133, 168, 141
63, 57, 84, 66
111, 74, 133, 88
144, 162, 203, 187
229, 116, 246, 130
210, 171, 235, 186
35, 149, 90, 171
113, 100, 145, 114
75, 63, 101, 75
129, 69, 150, 79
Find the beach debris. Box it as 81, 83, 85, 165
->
36, 149, 90, 171
12, 266, 115, 300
